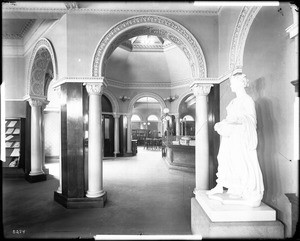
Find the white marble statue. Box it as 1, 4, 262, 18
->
207, 73, 264, 207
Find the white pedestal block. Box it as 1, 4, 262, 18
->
195, 190, 275, 222
191, 196, 284, 239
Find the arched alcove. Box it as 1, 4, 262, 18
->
92, 15, 207, 80
27, 38, 57, 98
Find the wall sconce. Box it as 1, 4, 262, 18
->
119, 95, 130, 102
164, 95, 178, 102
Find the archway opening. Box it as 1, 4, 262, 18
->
131, 96, 162, 148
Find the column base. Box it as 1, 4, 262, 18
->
191, 197, 284, 238
25, 173, 47, 183
54, 191, 107, 209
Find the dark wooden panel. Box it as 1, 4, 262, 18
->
208, 84, 220, 189
60, 83, 85, 198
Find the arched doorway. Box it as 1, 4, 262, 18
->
92, 15, 207, 79
25, 38, 57, 182
131, 96, 163, 148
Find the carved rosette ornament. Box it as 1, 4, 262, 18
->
191, 83, 213, 97
85, 83, 104, 95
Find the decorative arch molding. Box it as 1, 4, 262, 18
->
128, 92, 167, 114
26, 38, 58, 98
229, 6, 261, 70
92, 15, 207, 79
103, 88, 120, 113
176, 88, 193, 114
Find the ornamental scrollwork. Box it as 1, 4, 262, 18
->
92, 15, 206, 78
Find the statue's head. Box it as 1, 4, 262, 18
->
230, 73, 249, 92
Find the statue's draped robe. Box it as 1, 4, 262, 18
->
216, 94, 264, 201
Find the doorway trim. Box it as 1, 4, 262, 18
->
92, 15, 207, 79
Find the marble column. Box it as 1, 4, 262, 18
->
86, 83, 106, 198
191, 83, 213, 191
291, 80, 299, 196
41, 101, 49, 174
113, 113, 120, 157
127, 114, 132, 153
28, 98, 45, 177
175, 114, 180, 137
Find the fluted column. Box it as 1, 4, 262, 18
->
191, 83, 213, 191
127, 114, 132, 153
28, 98, 45, 176
113, 113, 120, 157
86, 83, 106, 198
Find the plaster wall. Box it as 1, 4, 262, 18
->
3, 57, 26, 118
220, 4, 296, 237
64, 13, 219, 77
218, 6, 242, 75
106, 49, 171, 83
3, 57, 25, 100
43, 15, 67, 79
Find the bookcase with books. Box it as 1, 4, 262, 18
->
3, 118, 25, 177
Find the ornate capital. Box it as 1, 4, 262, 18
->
113, 113, 121, 119
28, 98, 47, 107
86, 83, 104, 95
191, 83, 213, 96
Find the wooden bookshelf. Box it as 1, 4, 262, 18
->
3, 118, 25, 177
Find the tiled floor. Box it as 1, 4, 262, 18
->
2, 147, 195, 239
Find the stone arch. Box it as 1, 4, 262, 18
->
27, 38, 58, 98
229, 6, 261, 70
128, 92, 167, 114
92, 15, 207, 80
103, 89, 120, 113
176, 89, 193, 114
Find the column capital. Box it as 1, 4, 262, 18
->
191, 82, 213, 96
86, 83, 105, 95
126, 113, 132, 118
173, 113, 180, 119
113, 113, 121, 119
28, 98, 48, 107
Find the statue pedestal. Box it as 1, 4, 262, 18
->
191, 191, 284, 238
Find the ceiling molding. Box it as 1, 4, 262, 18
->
67, 8, 219, 16
2, 19, 36, 39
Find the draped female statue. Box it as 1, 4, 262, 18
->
207, 73, 264, 207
